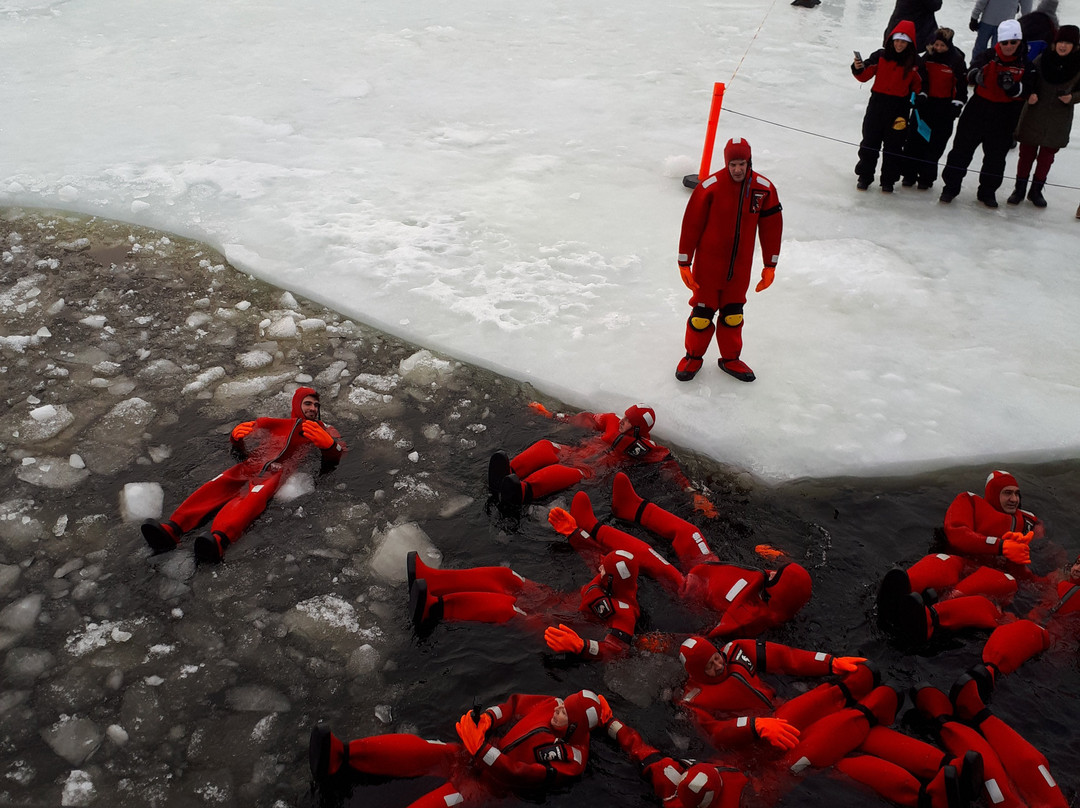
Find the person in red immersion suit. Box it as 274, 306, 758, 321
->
546, 473, 812, 639
675, 136, 783, 384
308, 689, 611, 806
406, 547, 643, 662
606, 708, 983, 808
140, 386, 345, 562
877, 470, 1043, 644
489, 401, 713, 514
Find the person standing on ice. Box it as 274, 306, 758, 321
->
141, 386, 345, 562
675, 137, 783, 384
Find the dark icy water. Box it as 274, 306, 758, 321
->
1, 207, 1077, 808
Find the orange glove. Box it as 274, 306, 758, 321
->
755, 266, 775, 292
529, 402, 554, 418
455, 711, 492, 755
545, 624, 585, 654
548, 507, 578, 536
301, 420, 336, 449
754, 544, 786, 561
692, 493, 718, 518
756, 717, 800, 750
1001, 531, 1034, 564
830, 656, 867, 674
597, 694, 613, 725
679, 265, 699, 292
231, 421, 256, 441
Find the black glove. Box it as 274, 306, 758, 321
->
973, 68, 985, 86
969, 17, 980, 32
998, 71, 1017, 94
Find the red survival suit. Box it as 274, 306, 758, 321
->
311, 690, 605, 807
145, 387, 344, 556
677, 137, 782, 380
409, 548, 641, 661
566, 476, 812, 638
497, 404, 692, 506
943, 470, 1042, 557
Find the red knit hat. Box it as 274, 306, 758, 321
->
623, 404, 655, 435
723, 137, 752, 164
984, 470, 1019, 513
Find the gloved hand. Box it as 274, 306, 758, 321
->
529, 401, 554, 418
1001, 531, 1034, 564
597, 694, 613, 725
547, 507, 578, 536
831, 656, 868, 674
756, 717, 800, 750
754, 544, 786, 560
680, 264, 699, 293
301, 420, 336, 449
969, 17, 980, 32
231, 421, 256, 441
692, 493, 718, 518
455, 711, 492, 755
952, 99, 965, 117
755, 267, 775, 292
973, 68, 985, 87
998, 71, 1017, 94
545, 623, 585, 654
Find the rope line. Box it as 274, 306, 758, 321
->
728, 0, 781, 85
721, 106, 1080, 192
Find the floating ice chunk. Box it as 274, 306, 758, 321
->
182, 366, 226, 394
61, 769, 95, 807
265, 316, 297, 339
213, 372, 293, 402
315, 361, 348, 387
92, 360, 121, 376
119, 483, 163, 522
398, 349, 452, 385
224, 685, 291, 713
287, 594, 380, 648
237, 350, 274, 369
375, 705, 393, 724
69, 454, 85, 469
138, 358, 182, 380
4, 647, 56, 685
235, 300, 251, 311
106, 724, 129, 746
273, 473, 314, 503
0, 593, 44, 633
408, 451, 419, 463
186, 311, 213, 329
298, 318, 326, 332
279, 291, 298, 309
41, 715, 102, 766
78, 315, 107, 329
16, 456, 91, 489
0, 564, 20, 595
13, 404, 74, 442
369, 523, 441, 582
53, 514, 68, 536
36, 326, 51, 338
346, 644, 381, 678
64, 619, 144, 658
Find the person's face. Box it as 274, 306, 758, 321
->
999, 39, 1020, 56
727, 159, 748, 182
999, 486, 1021, 514
1054, 41, 1075, 56
705, 652, 727, 678
551, 703, 568, 729
1067, 556, 1080, 583
930, 40, 949, 54
893, 38, 909, 52
300, 395, 320, 420
618, 416, 633, 434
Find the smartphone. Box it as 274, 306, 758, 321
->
853, 50, 863, 61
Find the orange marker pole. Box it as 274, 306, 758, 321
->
697, 82, 727, 181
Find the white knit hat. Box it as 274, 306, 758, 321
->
997, 19, 1022, 42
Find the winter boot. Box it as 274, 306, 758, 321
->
193, 531, 230, 563
856, 176, 872, 190
976, 187, 998, 208
1006, 178, 1027, 205
881, 182, 895, 193
309, 722, 348, 780
611, 472, 646, 523
719, 358, 756, 382
894, 592, 933, 645
876, 568, 912, 631
570, 490, 600, 535
498, 474, 532, 511
141, 518, 181, 553
939, 187, 958, 203
409, 579, 444, 635
1027, 180, 1047, 208
406, 549, 433, 589
902, 176, 917, 188
487, 452, 512, 494
676, 354, 704, 382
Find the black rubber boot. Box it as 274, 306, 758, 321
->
487, 452, 512, 494
1028, 180, 1047, 208
1006, 178, 1027, 205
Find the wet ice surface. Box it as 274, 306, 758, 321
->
2, 207, 1079, 808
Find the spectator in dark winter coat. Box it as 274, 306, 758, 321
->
852, 20, 924, 192
1018, 0, 1060, 60
902, 28, 969, 189
939, 19, 1037, 206
970, 0, 1033, 56
886, 0, 943, 51
1007, 24, 1080, 207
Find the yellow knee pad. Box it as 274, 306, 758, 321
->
722, 313, 743, 327
690, 316, 713, 331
